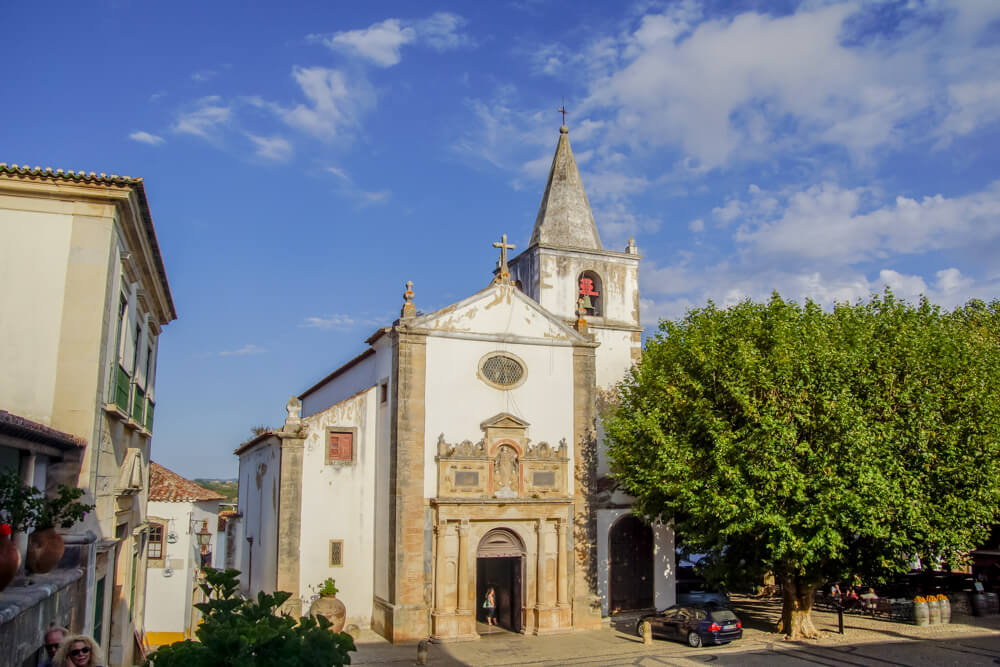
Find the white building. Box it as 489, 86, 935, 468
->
234, 125, 674, 642
143, 462, 223, 647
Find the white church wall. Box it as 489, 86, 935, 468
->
423, 334, 576, 499
301, 353, 376, 418
236, 439, 280, 595
532, 250, 639, 327
298, 386, 378, 627
591, 328, 635, 391
372, 337, 392, 602
418, 287, 576, 343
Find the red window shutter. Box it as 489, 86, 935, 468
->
329, 432, 353, 462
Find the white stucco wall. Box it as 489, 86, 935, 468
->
423, 334, 576, 499
523, 249, 640, 327
144, 500, 220, 635
0, 207, 73, 424
298, 386, 379, 627
236, 439, 280, 595
301, 353, 377, 418
372, 337, 392, 602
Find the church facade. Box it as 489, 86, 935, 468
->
233, 125, 674, 642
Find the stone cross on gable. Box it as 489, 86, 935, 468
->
493, 234, 515, 282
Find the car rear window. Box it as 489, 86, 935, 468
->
709, 610, 739, 622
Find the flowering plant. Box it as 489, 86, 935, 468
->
914, 595, 926, 603
0, 469, 36, 533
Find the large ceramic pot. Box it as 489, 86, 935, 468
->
913, 598, 929, 626
311, 594, 347, 633
939, 595, 952, 624
0, 526, 19, 590
25, 527, 64, 574
927, 597, 941, 624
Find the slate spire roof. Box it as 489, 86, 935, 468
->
528, 125, 603, 251
149, 462, 225, 502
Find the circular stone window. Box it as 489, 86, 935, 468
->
478, 352, 527, 389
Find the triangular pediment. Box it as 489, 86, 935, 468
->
480, 412, 530, 430
411, 282, 586, 343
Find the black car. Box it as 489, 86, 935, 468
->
636, 604, 743, 648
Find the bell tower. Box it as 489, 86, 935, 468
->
508, 124, 642, 389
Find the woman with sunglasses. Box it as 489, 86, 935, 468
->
52, 635, 104, 667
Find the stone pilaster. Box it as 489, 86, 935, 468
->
571, 344, 601, 629
384, 329, 429, 641
457, 521, 470, 612
557, 519, 568, 607
275, 399, 305, 617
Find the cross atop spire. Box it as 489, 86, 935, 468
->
492, 234, 516, 283
558, 97, 568, 126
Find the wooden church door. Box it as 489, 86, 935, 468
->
609, 515, 654, 613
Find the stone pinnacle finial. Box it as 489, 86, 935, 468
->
401, 280, 416, 318
626, 237, 638, 255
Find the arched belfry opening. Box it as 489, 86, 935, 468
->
476, 529, 525, 633
609, 514, 653, 613
577, 271, 602, 316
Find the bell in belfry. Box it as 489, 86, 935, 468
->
579, 293, 593, 310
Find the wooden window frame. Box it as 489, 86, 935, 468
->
147, 523, 164, 559
329, 540, 344, 567
325, 427, 358, 466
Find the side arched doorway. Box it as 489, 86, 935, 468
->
609, 515, 654, 613
476, 529, 524, 633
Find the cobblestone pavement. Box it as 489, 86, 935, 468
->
350, 597, 1000, 666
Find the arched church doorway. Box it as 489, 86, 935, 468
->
609, 514, 654, 613
476, 528, 524, 633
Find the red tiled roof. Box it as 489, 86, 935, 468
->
149, 462, 224, 502
0, 410, 87, 449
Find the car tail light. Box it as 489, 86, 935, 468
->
737, 621, 742, 628
708, 623, 722, 631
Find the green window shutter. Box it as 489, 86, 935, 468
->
132, 386, 145, 422
115, 365, 131, 412
145, 399, 154, 432
93, 577, 105, 645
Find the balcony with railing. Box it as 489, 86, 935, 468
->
107, 364, 155, 434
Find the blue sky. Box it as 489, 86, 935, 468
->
3, 1, 999, 479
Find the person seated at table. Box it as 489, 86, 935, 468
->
829, 584, 842, 601
860, 587, 879, 613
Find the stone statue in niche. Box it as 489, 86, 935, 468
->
494, 445, 519, 497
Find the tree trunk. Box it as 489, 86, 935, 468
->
776, 576, 820, 640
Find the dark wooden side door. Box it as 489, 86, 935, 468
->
609, 515, 654, 612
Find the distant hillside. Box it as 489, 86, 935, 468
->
194, 478, 238, 502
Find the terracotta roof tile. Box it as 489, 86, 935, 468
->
149, 462, 225, 503
0, 162, 142, 185
0, 410, 87, 449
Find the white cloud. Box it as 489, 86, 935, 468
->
325, 166, 391, 207
246, 134, 293, 162
571, 1, 1000, 169
688, 218, 704, 233
173, 98, 232, 139
129, 131, 164, 146
311, 12, 470, 67
301, 313, 382, 330
220, 344, 266, 357
191, 69, 218, 82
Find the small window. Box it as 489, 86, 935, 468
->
330, 540, 344, 567
478, 351, 528, 390
148, 524, 163, 559
380, 382, 388, 403
326, 428, 357, 465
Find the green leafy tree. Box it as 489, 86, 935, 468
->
605, 293, 1000, 638
146, 568, 355, 666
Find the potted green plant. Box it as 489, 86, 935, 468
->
0, 469, 35, 588
25, 484, 92, 573
310, 577, 347, 633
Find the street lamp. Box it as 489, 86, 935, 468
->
195, 525, 213, 547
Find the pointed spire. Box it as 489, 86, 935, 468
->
528, 125, 602, 250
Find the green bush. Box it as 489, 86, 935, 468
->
146, 568, 355, 667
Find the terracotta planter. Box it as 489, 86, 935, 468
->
26, 527, 64, 574
311, 594, 347, 633
0, 531, 19, 590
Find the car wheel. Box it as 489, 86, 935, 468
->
636, 620, 651, 638
687, 631, 703, 648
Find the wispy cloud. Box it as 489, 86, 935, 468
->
173, 97, 232, 139
246, 133, 293, 162
191, 69, 218, 82
309, 12, 471, 67
300, 313, 382, 330
129, 130, 165, 146
220, 344, 266, 357
325, 166, 390, 206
